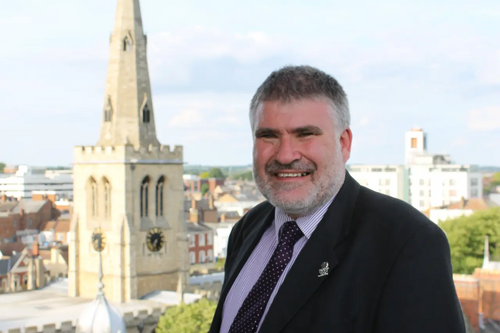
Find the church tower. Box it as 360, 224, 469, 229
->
69, 0, 189, 303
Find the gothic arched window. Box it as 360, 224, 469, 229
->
140, 176, 150, 217
104, 96, 113, 122
156, 176, 165, 217
103, 178, 111, 218
89, 178, 98, 218
142, 103, 150, 123
123, 36, 131, 51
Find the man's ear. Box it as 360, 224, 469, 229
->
340, 128, 352, 163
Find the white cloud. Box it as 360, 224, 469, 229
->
467, 107, 500, 131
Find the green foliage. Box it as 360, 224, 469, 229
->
484, 172, 500, 194
199, 171, 210, 179
439, 208, 500, 274
208, 167, 225, 179
156, 298, 217, 333
493, 172, 500, 182
0, 163, 4, 173
230, 170, 253, 181
215, 257, 226, 270
201, 183, 209, 196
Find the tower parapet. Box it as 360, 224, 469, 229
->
74, 145, 183, 164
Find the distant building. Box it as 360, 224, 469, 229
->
426, 197, 498, 223
0, 165, 73, 200
454, 236, 500, 332
349, 128, 483, 211
0, 246, 46, 294
183, 175, 225, 194
185, 199, 215, 266
0, 195, 60, 243
347, 165, 407, 201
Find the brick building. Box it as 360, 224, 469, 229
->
0, 195, 60, 243
454, 237, 500, 332
183, 175, 225, 194
185, 198, 216, 265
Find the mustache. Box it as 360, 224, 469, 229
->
265, 160, 317, 174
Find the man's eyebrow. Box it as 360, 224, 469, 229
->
255, 127, 279, 137
291, 126, 323, 135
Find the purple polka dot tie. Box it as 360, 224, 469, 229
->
228, 221, 304, 333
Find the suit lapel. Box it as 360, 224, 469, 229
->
259, 172, 360, 333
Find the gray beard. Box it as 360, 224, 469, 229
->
254, 152, 346, 218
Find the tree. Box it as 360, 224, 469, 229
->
230, 170, 253, 181
484, 171, 500, 194
201, 183, 209, 197
208, 168, 225, 179
439, 207, 500, 274
199, 171, 210, 179
0, 162, 5, 173
156, 298, 217, 333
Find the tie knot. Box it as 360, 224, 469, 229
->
279, 221, 303, 245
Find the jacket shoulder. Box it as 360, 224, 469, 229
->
354, 186, 444, 244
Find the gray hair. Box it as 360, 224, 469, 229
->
249, 65, 350, 134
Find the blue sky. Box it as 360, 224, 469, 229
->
1, 0, 499, 167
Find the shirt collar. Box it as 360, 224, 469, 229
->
274, 194, 336, 241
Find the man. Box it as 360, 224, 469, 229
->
209, 66, 465, 333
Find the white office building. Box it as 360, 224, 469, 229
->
347, 165, 407, 201
0, 165, 73, 200
349, 129, 482, 212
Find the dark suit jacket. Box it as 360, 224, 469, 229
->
209, 172, 465, 333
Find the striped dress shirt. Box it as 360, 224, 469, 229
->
220, 195, 336, 333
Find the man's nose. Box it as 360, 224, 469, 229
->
276, 137, 301, 165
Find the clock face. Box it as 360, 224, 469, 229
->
92, 228, 106, 252
146, 227, 165, 252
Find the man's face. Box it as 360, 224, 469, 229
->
253, 98, 352, 217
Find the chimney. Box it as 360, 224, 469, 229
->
191, 198, 198, 210
208, 194, 214, 210
189, 207, 199, 224
32, 235, 39, 257
1, 194, 7, 202
220, 213, 225, 222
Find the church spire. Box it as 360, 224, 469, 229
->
97, 0, 160, 148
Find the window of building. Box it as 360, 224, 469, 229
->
103, 178, 111, 218
411, 138, 417, 148
378, 179, 390, 186
199, 233, 206, 246
471, 189, 478, 198
140, 176, 150, 217
207, 249, 214, 262
57, 233, 64, 241
419, 200, 425, 207
123, 36, 131, 51
90, 178, 98, 218
156, 176, 165, 217
199, 250, 206, 263
449, 179, 456, 186
207, 232, 213, 246
142, 103, 150, 123
471, 178, 478, 186
13, 220, 17, 228
189, 234, 195, 248
419, 190, 424, 197
189, 252, 196, 264
28, 218, 33, 227
419, 179, 425, 186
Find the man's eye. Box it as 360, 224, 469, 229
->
259, 134, 276, 138
299, 132, 313, 137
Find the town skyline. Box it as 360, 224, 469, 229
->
1, 0, 499, 167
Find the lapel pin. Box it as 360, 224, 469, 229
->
318, 262, 329, 277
